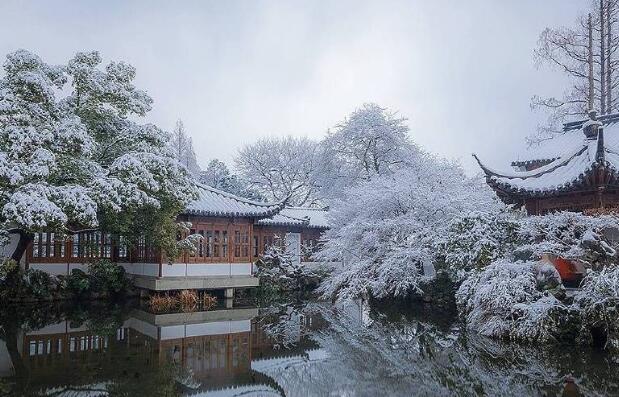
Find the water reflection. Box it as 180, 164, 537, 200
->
0, 299, 617, 396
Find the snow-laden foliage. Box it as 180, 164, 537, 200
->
199, 158, 264, 201
433, 210, 523, 283
456, 261, 566, 342
236, 136, 321, 206
574, 266, 619, 352
318, 103, 417, 200
317, 153, 500, 300
0, 49, 196, 259
517, 212, 619, 267
256, 241, 327, 293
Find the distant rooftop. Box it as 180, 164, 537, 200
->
184, 183, 283, 218
257, 207, 330, 229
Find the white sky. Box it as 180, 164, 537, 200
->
0, 0, 586, 174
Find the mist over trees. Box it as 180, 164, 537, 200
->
533, 0, 619, 135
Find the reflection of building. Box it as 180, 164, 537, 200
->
0, 305, 328, 396
4, 184, 330, 293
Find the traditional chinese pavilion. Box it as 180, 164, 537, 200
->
474, 111, 619, 215
10, 183, 330, 293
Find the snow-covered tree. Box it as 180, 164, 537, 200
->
317, 151, 500, 301
532, 0, 619, 135
0, 49, 196, 263
169, 119, 200, 176
199, 159, 264, 201
318, 103, 417, 199
235, 136, 320, 206
200, 159, 229, 188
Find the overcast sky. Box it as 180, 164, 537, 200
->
0, 0, 586, 173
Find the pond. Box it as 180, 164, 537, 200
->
0, 298, 617, 397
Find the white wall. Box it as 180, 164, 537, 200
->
160, 262, 252, 277
0, 340, 13, 377
121, 262, 160, 277
123, 317, 251, 340
26, 261, 253, 278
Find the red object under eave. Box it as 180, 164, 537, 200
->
552, 257, 582, 282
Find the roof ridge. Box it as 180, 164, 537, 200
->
473, 144, 588, 180
194, 182, 283, 208
284, 206, 328, 211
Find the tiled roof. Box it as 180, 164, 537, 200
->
512, 113, 619, 165
257, 207, 330, 229
184, 183, 284, 218
474, 120, 619, 198
511, 132, 585, 166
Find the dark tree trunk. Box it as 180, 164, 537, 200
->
11, 231, 33, 263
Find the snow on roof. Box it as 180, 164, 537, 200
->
513, 114, 619, 165
186, 384, 281, 397
475, 121, 619, 196
257, 207, 330, 229
251, 348, 328, 374
184, 183, 283, 218
512, 131, 587, 165
487, 141, 596, 193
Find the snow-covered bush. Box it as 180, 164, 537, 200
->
434, 210, 522, 283
317, 152, 500, 301
456, 261, 567, 342
517, 212, 619, 267
256, 242, 326, 294
574, 266, 619, 351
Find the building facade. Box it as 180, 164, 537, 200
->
9, 183, 329, 292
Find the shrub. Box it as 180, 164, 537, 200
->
456, 261, 566, 342
22, 269, 54, 300
60, 269, 91, 297
88, 260, 129, 296
0, 259, 18, 283
202, 293, 217, 310
257, 244, 327, 295
179, 289, 198, 312
434, 211, 522, 283
574, 266, 619, 351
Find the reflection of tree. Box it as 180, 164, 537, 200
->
256, 301, 619, 397
257, 302, 324, 349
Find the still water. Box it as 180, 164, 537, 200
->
0, 298, 617, 397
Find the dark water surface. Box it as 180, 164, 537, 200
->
0, 298, 617, 396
